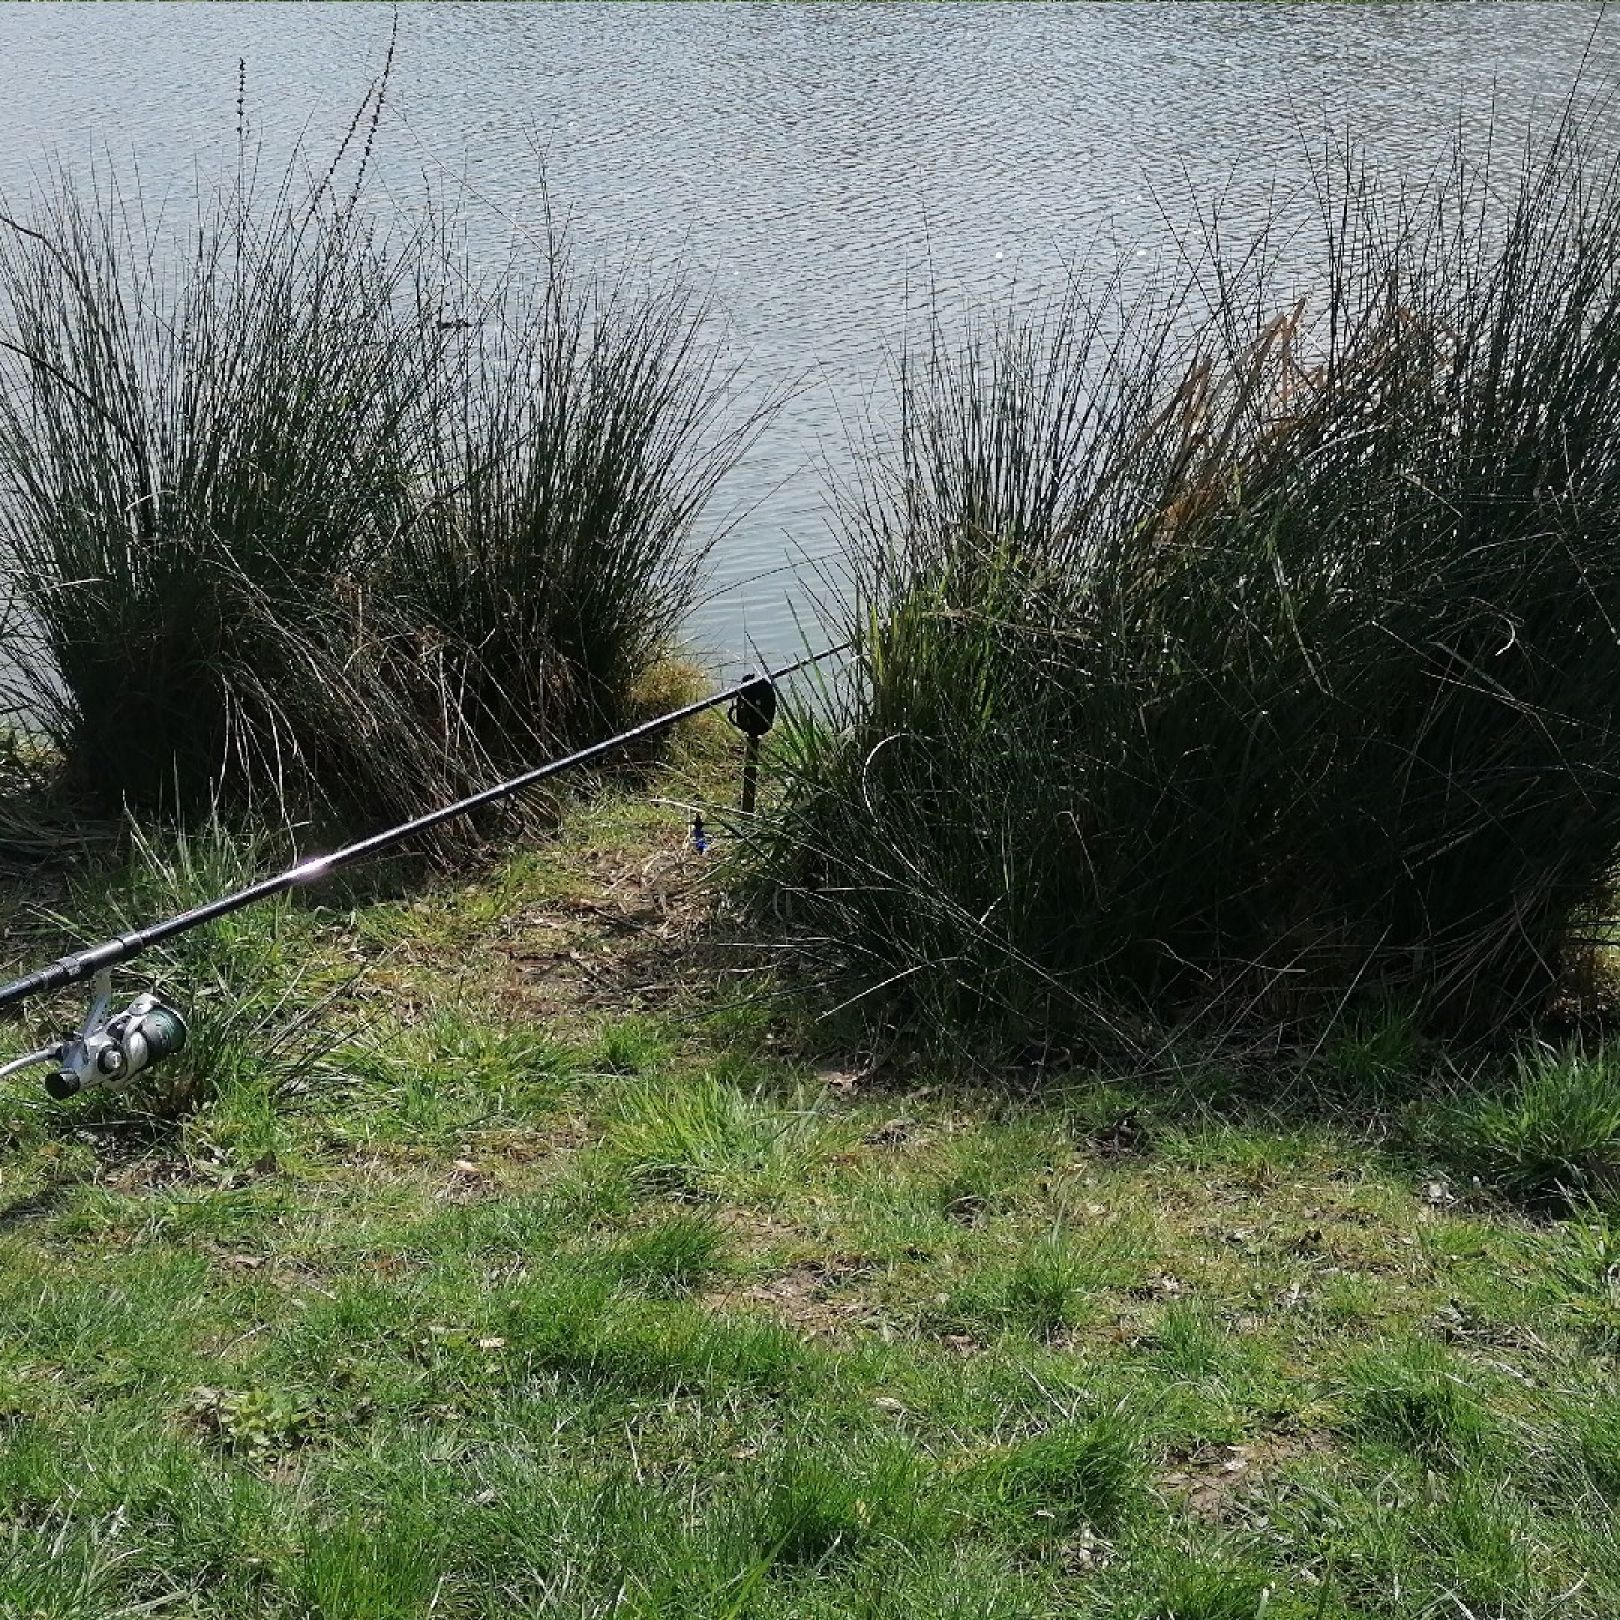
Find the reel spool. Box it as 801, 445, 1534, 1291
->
0, 971, 188, 1099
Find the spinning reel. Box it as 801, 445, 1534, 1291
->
0, 971, 187, 1099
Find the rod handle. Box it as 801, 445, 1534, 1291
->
0, 940, 133, 1014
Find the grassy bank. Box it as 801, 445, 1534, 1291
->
5, 750, 1620, 1618
9, 88, 1620, 1619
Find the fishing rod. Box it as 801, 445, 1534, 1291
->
0, 643, 846, 1099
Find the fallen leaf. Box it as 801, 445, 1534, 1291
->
817, 1067, 868, 1094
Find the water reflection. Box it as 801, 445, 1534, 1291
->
0, 1, 1613, 673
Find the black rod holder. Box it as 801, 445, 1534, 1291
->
727, 674, 778, 816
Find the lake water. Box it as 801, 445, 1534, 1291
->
0, 1, 1615, 678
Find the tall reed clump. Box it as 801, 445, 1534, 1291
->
0, 167, 745, 842
749, 116, 1620, 1050
0, 176, 470, 832
398, 235, 749, 770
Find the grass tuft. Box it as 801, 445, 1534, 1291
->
1120, 1551, 1300, 1620
1339, 1339, 1488, 1464
11, 811, 344, 1120
1427, 1041, 1620, 1210
1001, 1236, 1094, 1339
606, 1073, 827, 1201
973, 1409, 1150, 1540
0, 156, 750, 845
604, 1212, 728, 1296
756, 1443, 936, 1568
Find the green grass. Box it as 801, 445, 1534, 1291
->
1423, 1041, 1620, 1210
4, 757, 1620, 1616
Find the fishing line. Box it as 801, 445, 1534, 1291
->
0, 641, 850, 1096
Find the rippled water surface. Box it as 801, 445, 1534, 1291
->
0, 2, 1614, 671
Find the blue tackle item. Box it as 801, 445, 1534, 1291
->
692, 813, 710, 854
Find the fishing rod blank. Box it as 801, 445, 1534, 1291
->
0, 643, 844, 1095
